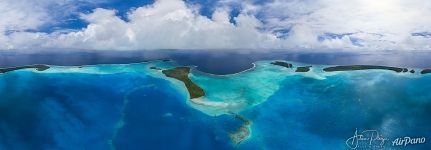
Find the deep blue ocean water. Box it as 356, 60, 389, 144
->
0, 67, 241, 150
239, 72, 431, 149
1, 51, 431, 149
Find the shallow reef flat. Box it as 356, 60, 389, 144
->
228, 112, 252, 144
1, 60, 431, 149
186, 61, 290, 116
157, 60, 431, 146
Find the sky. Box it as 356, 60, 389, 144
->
1, 0, 431, 51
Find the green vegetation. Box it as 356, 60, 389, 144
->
421, 69, 431, 74
323, 65, 407, 73
0, 64, 50, 74
149, 66, 162, 70
295, 66, 312, 72
410, 69, 415, 73
270, 61, 293, 68
162, 67, 205, 99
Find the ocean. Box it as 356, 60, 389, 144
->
0, 50, 430, 149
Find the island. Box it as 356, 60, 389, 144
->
149, 66, 162, 70
162, 67, 253, 145
295, 66, 312, 72
323, 65, 407, 73
271, 61, 293, 68
421, 69, 431, 74
0, 64, 50, 74
229, 112, 252, 145
162, 67, 205, 99
410, 69, 415, 73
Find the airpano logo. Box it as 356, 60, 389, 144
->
345, 129, 426, 149
392, 137, 426, 147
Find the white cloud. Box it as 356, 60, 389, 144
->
0, 0, 49, 32
0, 0, 103, 32
258, 0, 431, 50
3, 0, 279, 50
0, 0, 104, 49
1, 0, 431, 51
0, 0, 51, 49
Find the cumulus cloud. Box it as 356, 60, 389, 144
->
50, 0, 279, 50
1, 0, 431, 50
2, 0, 281, 50
0, 0, 104, 49
0, 0, 51, 49
258, 0, 431, 50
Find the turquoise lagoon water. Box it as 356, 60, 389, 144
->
0, 60, 430, 149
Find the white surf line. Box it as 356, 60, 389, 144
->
190, 63, 257, 77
